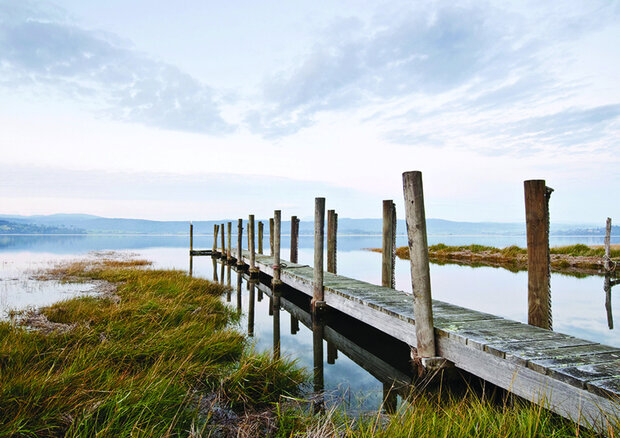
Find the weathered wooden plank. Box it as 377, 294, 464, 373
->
587, 377, 620, 399
548, 361, 620, 390
529, 351, 620, 373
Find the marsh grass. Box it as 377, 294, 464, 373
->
0, 258, 305, 437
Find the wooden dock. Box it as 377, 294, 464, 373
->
230, 249, 619, 431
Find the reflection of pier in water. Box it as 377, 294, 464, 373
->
604, 273, 619, 330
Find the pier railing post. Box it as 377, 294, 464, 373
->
273, 210, 281, 286
236, 219, 244, 267
249, 215, 258, 278
258, 221, 264, 255
382, 200, 396, 288
524, 180, 553, 330
403, 171, 438, 365
327, 210, 337, 274
313, 197, 326, 312
290, 215, 300, 263
269, 217, 274, 256
227, 222, 232, 261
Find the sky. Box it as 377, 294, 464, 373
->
0, 0, 618, 223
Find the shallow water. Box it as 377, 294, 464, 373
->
1, 234, 618, 410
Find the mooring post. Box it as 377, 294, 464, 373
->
290, 215, 300, 263
604, 217, 613, 272
247, 222, 250, 250
313, 197, 326, 312
249, 215, 259, 278
227, 222, 232, 261
403, 171, 438, 367
236, 219, 244, 267
212, 224, 218, 256
269, 217, 274, 256
524, 179, 553, 330
220, 222, 225, 255
382, 200, 396, 288
327, 209, 337, 274
258, 221, 264, 255
273, 210, 282, 286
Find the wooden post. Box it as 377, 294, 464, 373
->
524, 180, 553, 330
313, 198, 326, 311
269, 217, 274, 256
189, 222, 193, 277
258, 221, 264, 255
273, 211, 281, 285
327, 210, 337, 274
247, 222, 250, 250
249, 215, 258, 277
227, 222, 232, 260
220, 222, 225, 255
213, 224, 218, 255
403, 171, 436, 360
236, 219, 244, 267
290, 215, 300, 263
382, 200, 396, 288
604, 218, 613, 272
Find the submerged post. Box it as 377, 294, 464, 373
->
524, 179, 553, 330
403, 171, 436, 361
273, 210, 281, 286
249, 215, 258, 278
269, 217, 274, 256
382, 200, 396, 288
236, 219, 244, 267
313, 197, 326, 311
227, 222, 232, 261
258, 221, 264, 255
290, 215, 300, 263
327, 210, 337, 274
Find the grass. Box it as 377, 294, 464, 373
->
0, 257, 305, 437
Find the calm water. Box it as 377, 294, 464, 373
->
1, 234, 618, 410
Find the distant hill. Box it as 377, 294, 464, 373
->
0, 219, 86, 234
0, 214, 608, 236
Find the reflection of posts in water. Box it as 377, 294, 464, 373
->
257, 289, 263, 302
290, 315, 299, 335
212, 257, 218, 282
327, 342, 338, 364
268, 296, 273, 316
236, 272, 242, 313
248, 281, 256, 337
312, 316, 325, 413
220, 261, 225, 285
273, 290, 281, 359
604, 274, 619, 330
226, 265, 232, 302
382, 382, 397, 414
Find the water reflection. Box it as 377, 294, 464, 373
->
604, 274, 619, 330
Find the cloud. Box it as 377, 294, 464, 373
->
0, 0, 232, 134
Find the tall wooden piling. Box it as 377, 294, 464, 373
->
227, 222, 232, 260
273, 211, 281, 285
249, 215, 258, 277
403, 171, 436, 360
247, 222, 250, 250
382, 200, 396, 288
313, 198, 326, 310
604, 218, 613, 272
189, 222, 193, 277
269, 218, 274, 256
290, 215, 300, 263
213, 224, 218, 255
236, 219, 244, 267
524, 180, 553, 330
258, 221, 264, 255
327, 210, 337, 274
220, 223, 225, 255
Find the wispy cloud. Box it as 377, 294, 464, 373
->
0, 0, 232, 134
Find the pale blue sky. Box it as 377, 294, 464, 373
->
0, 0, 618, 222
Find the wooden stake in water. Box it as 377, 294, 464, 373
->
327, 210, 337, 274
249, 214, 258, 277
273, 211, 282, 286
236, 219, 244, 267
189, 222, 193, 277
258, 221, 264, 255
269, 217, 274, 256
524, 179, 553, 330
604, 217, 613, 272
220, 222, 225, 255
313, 198, 326, 311
290, 215, 300, 263
213, 224, 218, 255
403, 171, 436, 360
227, 222, 232, 261
382, 200, 396, 288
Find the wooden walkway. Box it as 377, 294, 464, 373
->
230, 249, 619, 431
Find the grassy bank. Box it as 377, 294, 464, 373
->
1, 255, 613, 436
0, 257, 305, 437
370, 244, 620, 276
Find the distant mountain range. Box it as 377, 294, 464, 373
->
0, 214, 614, 236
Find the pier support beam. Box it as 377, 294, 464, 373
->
258, 221, 264, 255
313, 197, 326, 312
403, 171, 438, 367
382, 200, 396, 289
524, 180, 553, 330
249, 215, 258, 278
290, 215, 300, 263
273, 210, 282, 287
236, 219, 244, 268
327, 209, 337, 274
